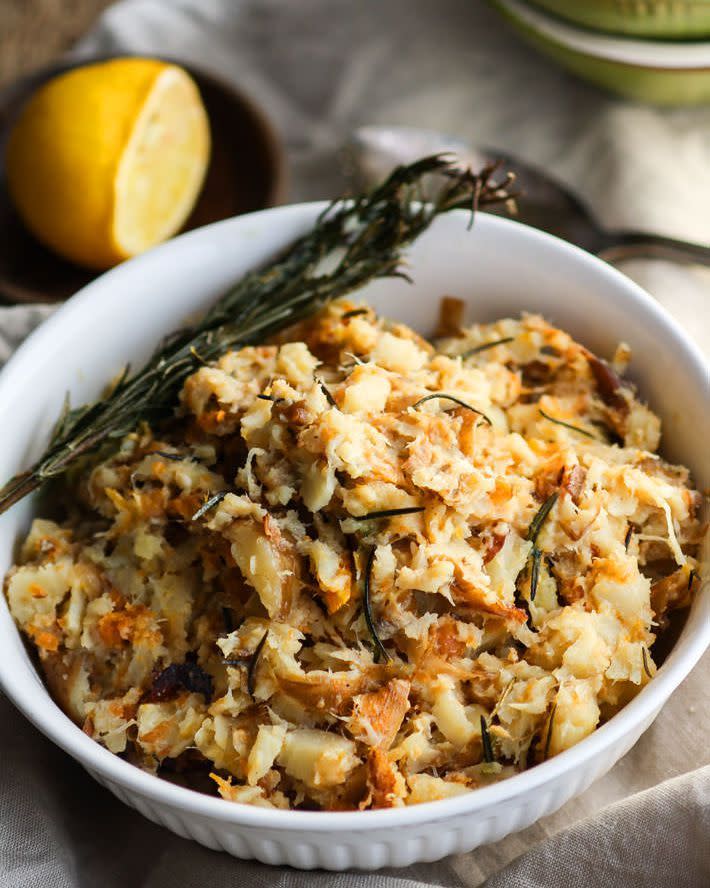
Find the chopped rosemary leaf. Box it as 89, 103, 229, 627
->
642, 646, 653, 680
257, 394, 282, 402
688, 568, 698, 591
352, 506, 425, 521
527, 492, 558, 545
318, 379, 337, 407
543, 702, 557, 761
461, 336, 514, 359
247, 631, 269, 698
624, 524, 633, 551
530, 546, 542, 601
480, 715, 494, 764
363, 547, 390, 662
191, 491, 227, 521
538, 409, 597, 440
147, 449, 187, 461
342, 308, 370, 319
526, 733, 539, 770
411, 393, 492, 425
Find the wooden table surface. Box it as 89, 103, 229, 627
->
0, 0, 113, 89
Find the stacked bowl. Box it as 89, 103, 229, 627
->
490, 0, 710, 104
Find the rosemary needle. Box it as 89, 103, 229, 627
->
543, 703, 557, 761
480, 715, 495, 764
191, 491, 227, 521
363, 547, 390, 662
412, 392, 492, 425
342, 307, 370, 319
352, 506, 425, 521
317, 379, 338, 407
461, 336, 514, 359
527, 492, 558, 545
538, 408, 597, 440
247, 631, 269, 698
529, 546, 542, 601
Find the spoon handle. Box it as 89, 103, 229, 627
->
598, 232, 710, 267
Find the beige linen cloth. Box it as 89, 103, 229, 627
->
1, 1, 708, 885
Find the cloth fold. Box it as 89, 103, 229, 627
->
1, 1, 708, 886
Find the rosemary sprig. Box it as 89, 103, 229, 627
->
191, 491, 227, 521
461, 336, 514, 359
0, 156, 516, 516
363, 546, 390, 662
480, 715, 495, 764
411, 392, 492, 425
642, 646, 653, 680
538, 409, 597, 440
352, 506, 425, 521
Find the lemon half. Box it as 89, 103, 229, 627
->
6, 58, 211, 270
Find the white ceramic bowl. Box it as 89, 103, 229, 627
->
0, 205, 707, 870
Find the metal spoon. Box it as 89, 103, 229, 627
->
345, 125, 710, 266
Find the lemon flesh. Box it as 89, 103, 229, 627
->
6, 58, 210, 270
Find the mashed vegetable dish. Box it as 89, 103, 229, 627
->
5, 299, 702, 810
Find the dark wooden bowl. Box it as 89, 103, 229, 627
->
0, 56, 287, 303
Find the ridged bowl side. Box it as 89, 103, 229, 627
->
84, 708, 659, 870
527, 0, 710, 38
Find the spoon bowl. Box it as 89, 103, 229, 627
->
346, 125, 710, 266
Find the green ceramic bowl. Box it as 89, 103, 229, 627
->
492, 0, 710, 105
528, 0, 710, 39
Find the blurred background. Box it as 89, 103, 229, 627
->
0, 1, 113, 87
0, 0, 708, 324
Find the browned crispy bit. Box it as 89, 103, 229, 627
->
651, 566, 697, 629
145, 659, 214, 703
548, 551, 584, 605
522, 360, 552, 386
349, 679, 411, 749
363, 747, 403, 809
534, 468, 563, 502
429, 616, 468, 659
635, 455, 691, 489
435, 296, 466, 338
561, 464, 586, 505
483, 532, 507, 564
278, 670, 378, 716
278, 402, 312, 428
451, 575, 528, 623
585, 351, 629, 414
